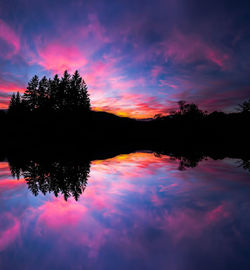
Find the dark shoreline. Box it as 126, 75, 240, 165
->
2, 141, 250, 164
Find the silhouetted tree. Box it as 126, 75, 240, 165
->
59, 70, 71, 110
177, 100, 186, 115
37, 76, 49, 111
23, 75, 39, 111
175, 100, 204, 118
238, 99, 250, 113
79, 75, 91, 111
154, 113, 163, 120
49, 74, 60, 111
9, 93, 18, 112
8, 91, 27, 114
8, 71, 91, 114
66, 70, 91, 112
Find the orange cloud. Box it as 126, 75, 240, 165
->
92, 93, 169, 118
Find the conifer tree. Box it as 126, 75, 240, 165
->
79, 76, 90, 111
9, 92, 23, 113
60, 70, 71, 110
9, 93, 17, 112
37, 76, 48, 110
8, 71, 91, 114
23, 75, 39, 111
49, 74, 60, 111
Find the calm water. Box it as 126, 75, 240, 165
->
1, 152, 250, 270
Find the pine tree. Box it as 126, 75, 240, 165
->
79, 76, 90, 111
48, 74, 60, 111
16, 91, 21, 105
37, 76, 48, 110
8, 71, 91, 114
23, 75, 39, 111
8, 92, 23, 113
60, 70, 71, 110
9, 93, 17, 112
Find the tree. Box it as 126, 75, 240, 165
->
49, 74, 60, 111
176, 100, 204, 118
37, 76, 49, 111
153, 113, 163, 120
68, 70, 81, 111
8, 71, 91, 114
59, 70, 71, 110
238, 99, 250, 113
177, 100, 186, 115
9, 93, 17, 112
23, 75, 39, 111
79, 74, 91, 111
8, 92, 26, 114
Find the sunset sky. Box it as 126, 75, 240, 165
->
1, 0, 250, 118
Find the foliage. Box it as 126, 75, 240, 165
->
8, 70, 91, 113
175, 100, 205, 118
238, 99, 250, 113
10, 159, 90, 201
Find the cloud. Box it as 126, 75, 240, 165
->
0, 0, 250, 118
0, 213, 20, 252
158, 30, 229, 69
0, 19, 20, 59
33, 42, 88, 73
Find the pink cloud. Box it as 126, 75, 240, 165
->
159, 30, 229, 69
159, 79, 178, 89
0, 98, 9, 108
0, 19, 20, 58
84, 13, 110, 43
0, 80, 25, 93
151, 65, 164, 79
36, 199, 87, 230
0, 213, 20, 251
34, 42, 88, 73
157, 202, 231, 244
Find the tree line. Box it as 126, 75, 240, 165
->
154, 99, 250, 120
9, 70, 91, 114
7, 69, 250, 118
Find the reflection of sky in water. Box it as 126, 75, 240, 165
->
1, 153, 250, 270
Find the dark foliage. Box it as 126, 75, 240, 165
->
9, 70, 90, 114
237, 99, 250, 113
10, 157, 90, 201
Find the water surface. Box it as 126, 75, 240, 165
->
1, 152, 250, 270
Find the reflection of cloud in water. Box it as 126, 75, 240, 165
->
0, 152, 250, 269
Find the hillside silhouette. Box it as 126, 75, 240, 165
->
0, 70, 250, 150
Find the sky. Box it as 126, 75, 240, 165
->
0, 0, 250, 118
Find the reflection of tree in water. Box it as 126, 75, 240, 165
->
176, 156, 205, 171
10, 159, 90, 201
237, 159, 250, 173
155, 151, 205, 170
8, 152, 250, 201
172, 154, 250, 173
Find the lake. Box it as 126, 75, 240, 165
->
0, 151, 250, 270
